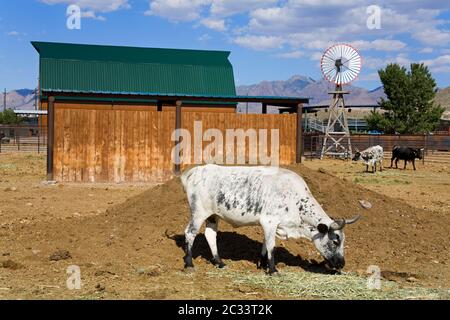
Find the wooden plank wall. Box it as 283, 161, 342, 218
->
181, 112, 296, 169
54, 107, 176, 183
53, 105, 297, 183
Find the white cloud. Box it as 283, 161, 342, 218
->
351, 39, 407, 52
419, 47, 434, 54
276, 50, 304, 58
81, 11, 106, 21
360, 72, 380, 81
200, 17, 226, 31
423, 55, 450, 73
41, 0, 129, 20
145, 0, 210, 22
41, 0, 130, 12
364, 54, 411, 70
413, 29, 450, 47
7, 31, 20, 37
198, 33, 211, 42
233, 35, 284, 51
210, 0, 277, 17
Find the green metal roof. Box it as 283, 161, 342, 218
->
32, 41, 236, 97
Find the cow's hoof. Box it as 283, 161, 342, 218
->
212, 257, 226, 269
183, 266, 195, 273
214, 260, 226, 269
268, 270, 280, 276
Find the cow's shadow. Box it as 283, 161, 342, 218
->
170, 231, 335, 274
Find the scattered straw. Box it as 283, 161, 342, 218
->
207, 269, 449, 300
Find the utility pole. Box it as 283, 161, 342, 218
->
34, 87, 38, 110
3, 88, 6, 111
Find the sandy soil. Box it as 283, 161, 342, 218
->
0, 153, 449, 299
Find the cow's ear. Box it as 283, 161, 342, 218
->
317, 224, 329, 234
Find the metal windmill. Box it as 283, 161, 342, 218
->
320, 44, 362, 159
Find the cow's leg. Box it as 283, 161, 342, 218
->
404, 160, 407, 170
205, 216, 225, 268
261, 221, 278, 275
412, 159, 416, 170
395, 158, 399, 169
390, 157, 394, 168
184, 216, 206, 269
365, 164, 369, 172
379, 160, 383, 172
258, 241, 268, 270
373, 162, 376, 173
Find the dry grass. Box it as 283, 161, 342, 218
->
208, 269, 450, 300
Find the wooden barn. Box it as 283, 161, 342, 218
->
32, 41, 308, 182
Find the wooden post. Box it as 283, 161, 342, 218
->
262, 103, 267, 114
157, 100, 163, 112
174, 100, 182, 175
47, 96, 55, 181
296, 103, 303, 164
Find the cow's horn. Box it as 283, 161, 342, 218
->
330, 215, 361, 230
330, 219, 346, 230
345, 215, 361, 225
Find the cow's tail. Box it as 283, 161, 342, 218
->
180, 167, 195, 189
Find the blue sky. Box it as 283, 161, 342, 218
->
1, 0, 450, 91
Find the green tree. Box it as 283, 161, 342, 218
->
0, 109, 22, 124
365, 63, 444, 134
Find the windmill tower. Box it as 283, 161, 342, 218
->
320, 44, 362, 159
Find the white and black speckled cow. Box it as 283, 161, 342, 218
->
181, 164, 360, 275
352, 145, 384, 173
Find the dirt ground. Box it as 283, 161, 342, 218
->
302, 158, 450, 213
0, 153, 449, 299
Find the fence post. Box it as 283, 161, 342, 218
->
423, 134, 427, 165
47, 96, 55, 181
296, 103, 303, 164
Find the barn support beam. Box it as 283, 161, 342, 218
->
47, 96, 55, 180
296, 103, 303, 164
157, 100, 163, 112
262, 103, 267, 114
174, 100, 182, 175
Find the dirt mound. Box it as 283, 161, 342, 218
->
94, 164, 449, 285
1, 164, 448, 299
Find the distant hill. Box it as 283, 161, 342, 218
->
0, 89, 37, 110
436, 86, 450, 120
236, 75, 386, 113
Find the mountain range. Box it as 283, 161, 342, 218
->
0, 89, 37, 110
237, 75, 386, 107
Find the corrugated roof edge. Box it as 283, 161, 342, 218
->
41, 88, 309, 102
31, 41, 232, 66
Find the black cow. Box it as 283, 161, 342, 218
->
390, 146, 424, 170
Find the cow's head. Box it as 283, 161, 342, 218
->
352, 149, 361, 161
414, 148, 424, 160
313, 215, 361, 270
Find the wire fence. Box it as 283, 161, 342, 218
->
2, 124, 450, 164
303, 133, 450, 163
0, 125, 47, 153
